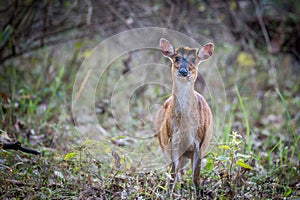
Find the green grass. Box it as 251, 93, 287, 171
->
275, 88, 299, 165
235, 84, 251, 153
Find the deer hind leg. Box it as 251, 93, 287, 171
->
192, 141, 203, 199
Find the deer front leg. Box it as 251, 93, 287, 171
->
170, 146, 186, 196
192, 141, 203, 199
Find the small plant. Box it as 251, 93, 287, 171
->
217, 131, 253, 184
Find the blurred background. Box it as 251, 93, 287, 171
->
0, 0, 299, 199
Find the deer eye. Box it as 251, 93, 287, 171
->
174, 56, 180, 62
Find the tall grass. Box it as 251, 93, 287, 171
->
44, 66, 65, 121
234, 84, 251, 153
275, 88, 299, 164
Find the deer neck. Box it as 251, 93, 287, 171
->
172, 79, 197, 116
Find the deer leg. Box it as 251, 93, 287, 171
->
169, 161, 176, 188
170, 148, 185, 196
170, 158, 181, 194
192, 141, 203, 199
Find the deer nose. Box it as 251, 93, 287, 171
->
178, 67, 188, 77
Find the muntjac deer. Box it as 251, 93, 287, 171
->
155, 38, 214, 199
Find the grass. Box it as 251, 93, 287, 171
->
0, 39, 300, 199
235, 84, 251, 153
275, 88, 299, 164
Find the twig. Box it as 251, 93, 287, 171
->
85, 0, 93, 25
2, 141, 40, 155
4, 179, 29, 186
252, 0, 271, 49
166, 1, 175, 28
73, 68, 92, 104
106, 3, 133, 29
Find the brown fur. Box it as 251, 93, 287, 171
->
155, 38, 214, 199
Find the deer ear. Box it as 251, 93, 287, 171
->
197, 43, 214, 61
160, 38, 174, 58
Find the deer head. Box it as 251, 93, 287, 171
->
159, 38, 214, 83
